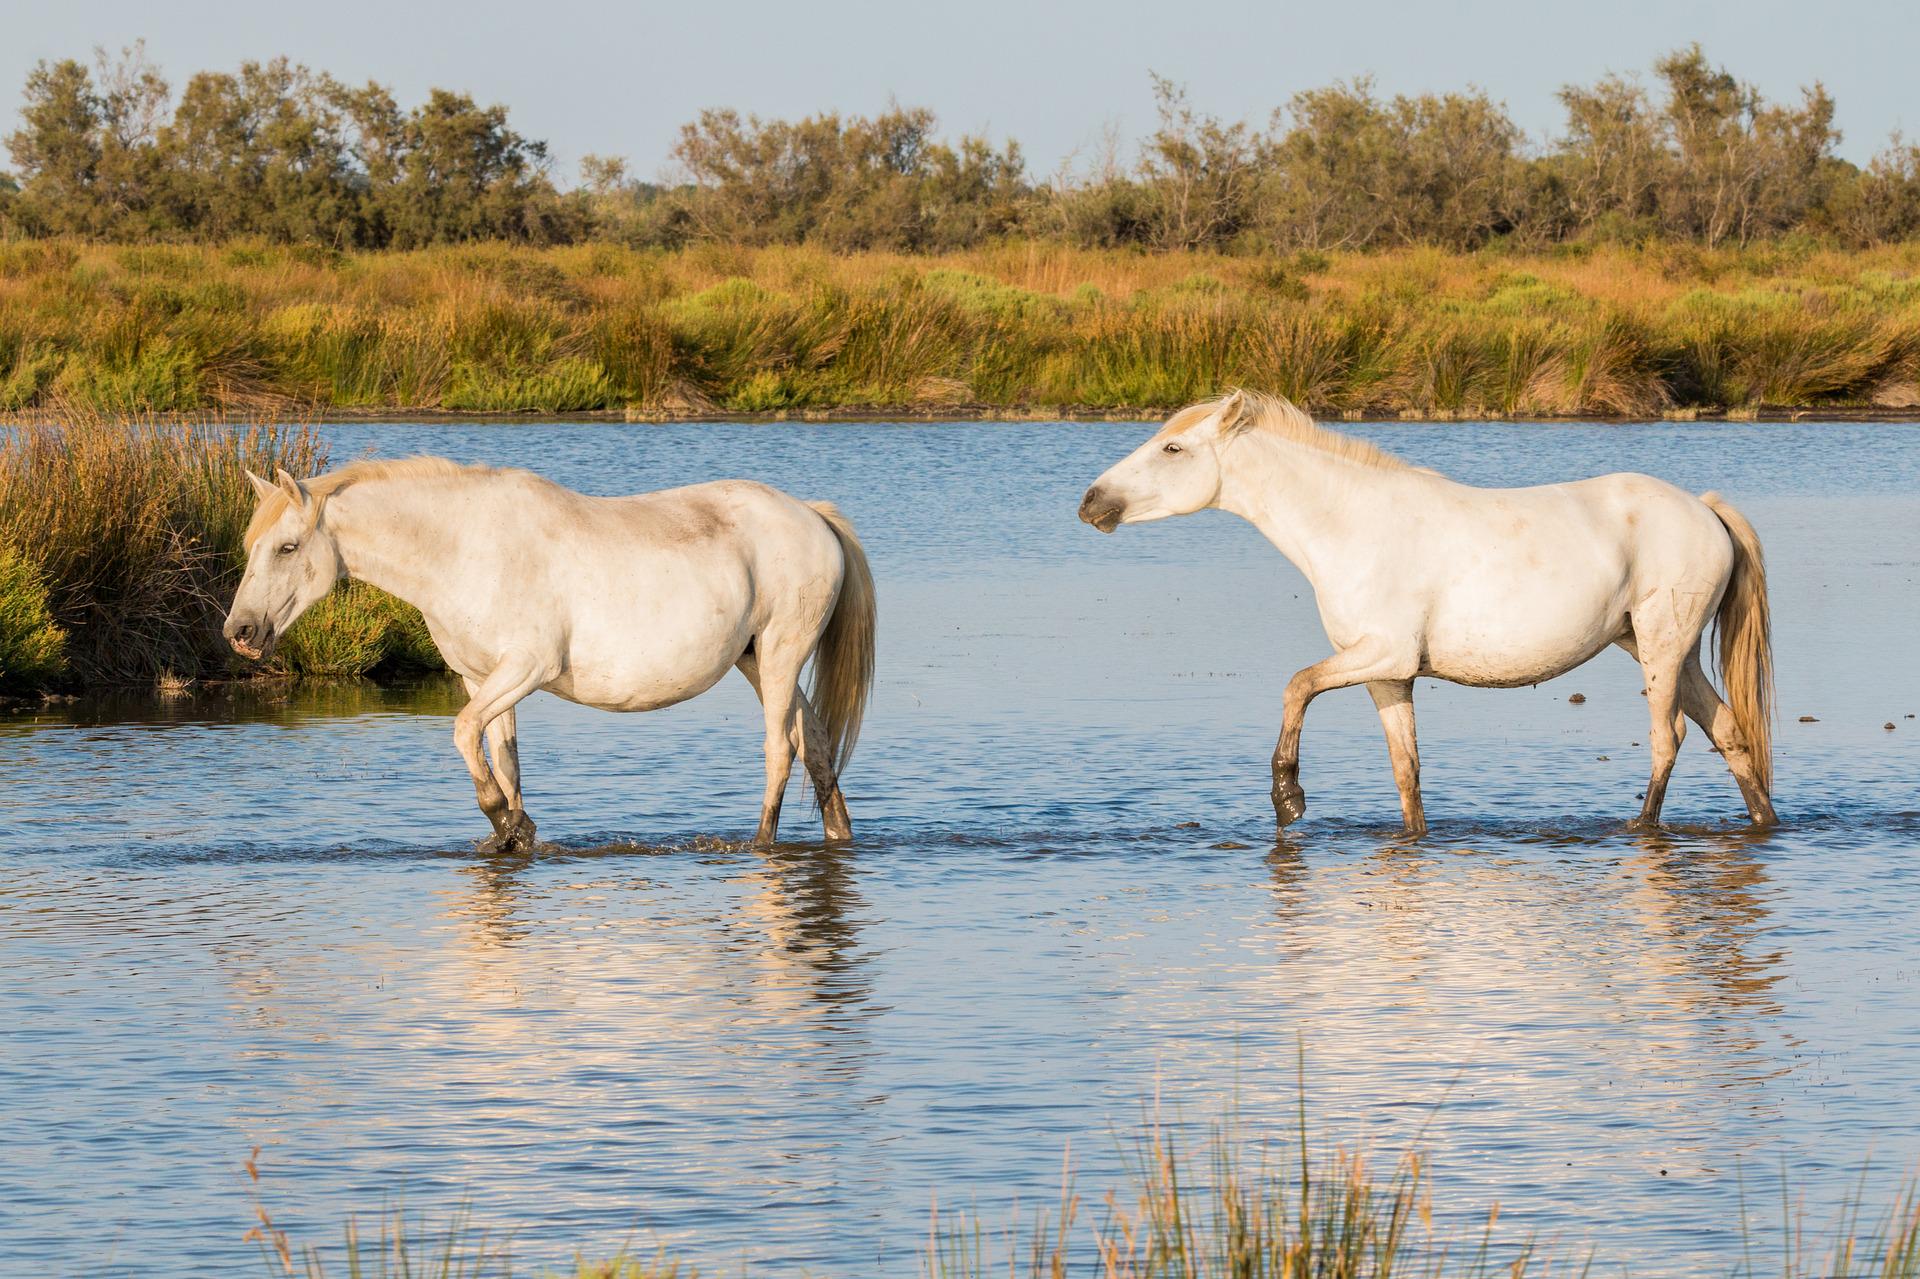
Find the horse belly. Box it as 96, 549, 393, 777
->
1421, 573, 1628, 688
549, 623, 744, 711
546, 560, 753, 712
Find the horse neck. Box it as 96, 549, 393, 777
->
1212, 431, 1392, 584
323, 478, 466, 617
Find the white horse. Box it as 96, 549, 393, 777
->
224, 459, 875, 851
1078, 391, 1776, 834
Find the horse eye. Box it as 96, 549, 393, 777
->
1162, 442, 1183, 455
278, 542, 297, 556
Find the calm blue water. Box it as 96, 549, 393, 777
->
2, 419, 1918, 1276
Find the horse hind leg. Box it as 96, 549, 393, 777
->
737, 649, 852, 843
1616, 627, 1689, 830
1679, 652, 1778, 826
738, 637, 807, 847
794, 696, 853, 842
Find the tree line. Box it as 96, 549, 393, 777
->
5, 43, 1919, 252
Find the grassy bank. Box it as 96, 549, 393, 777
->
0, 416, 442, 695
243, 1108, 1920, 1278
7, 240, 1920, 420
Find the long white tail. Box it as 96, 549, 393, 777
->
805, 501, 876, 777
1701, 492, 1773, 794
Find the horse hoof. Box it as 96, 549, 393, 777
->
481, 812, 538, 855
1272, 783, 1307, 827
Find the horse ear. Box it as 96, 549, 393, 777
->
244, 469, 278, 502
1217, 389, 1251, 435
273, 467, 308, 506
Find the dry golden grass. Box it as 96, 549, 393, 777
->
6, 239, 1920, 420
229, 1101, 1920, 1279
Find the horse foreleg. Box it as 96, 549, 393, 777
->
1272, 644, 1418, 830
1367, 679, 1426, 835
1678, 652, 1778, 826
464, 676, 524, 815
486, 705, 522, 813
456, 659, 545, 853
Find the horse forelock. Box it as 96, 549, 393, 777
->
1150, 403, 1219, 441
242, 456, 497, 549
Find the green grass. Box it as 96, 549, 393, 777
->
7, 240, 1920, 421
0, 540, 68, 688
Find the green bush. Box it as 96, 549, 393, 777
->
0, 542, 68, 693
277, 582, 443, 679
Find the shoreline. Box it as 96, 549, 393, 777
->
10, 404, 1920, 427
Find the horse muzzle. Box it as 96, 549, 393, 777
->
1078, 486, 1124, 534
223, 616, 275, 661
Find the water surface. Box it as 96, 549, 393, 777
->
3, 419, 1918, 1276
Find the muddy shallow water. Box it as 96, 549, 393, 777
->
3, 420, 1918, 1276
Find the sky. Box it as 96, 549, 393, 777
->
1, 0, 1913, 183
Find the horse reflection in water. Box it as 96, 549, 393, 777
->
1249, 824, 1788, 1111
446, 842, 873, 1022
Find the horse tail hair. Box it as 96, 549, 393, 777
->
1701, 492, 1773, 794
805, 501, 876, 780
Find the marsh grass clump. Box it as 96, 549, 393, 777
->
0, 415, 444, 691
0, 416, 321, 685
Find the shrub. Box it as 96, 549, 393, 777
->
0, 542, 68, 692
277, 582, 442, 679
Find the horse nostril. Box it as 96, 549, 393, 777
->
234, 624, 254, 642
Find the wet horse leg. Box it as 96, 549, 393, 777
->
1634, 646, 1688, 829
1678, 652, 1778, 826
737, 651, 853, 842
1367, 678, 1426, 835
463, 676, 523, 818
456, 658, 544, 853
1272, 642, 1419, 829
738, 636, 806, 847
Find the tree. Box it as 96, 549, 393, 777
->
161, 59, 358, 241
1261, 79, 1527, 250
4, 45, 171, 236
1137, 76, 1263, 250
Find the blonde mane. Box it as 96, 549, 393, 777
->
1160, 391, 1413, 471
244, 456, 501, 547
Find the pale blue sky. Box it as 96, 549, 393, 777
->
2, 0, 1912, 182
